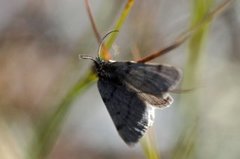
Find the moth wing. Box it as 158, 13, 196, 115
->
112, 62, 182, 95
139, 92, 173, 108
127, 84, 173, 108
97, 79, 154, 145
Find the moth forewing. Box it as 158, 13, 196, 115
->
97, 79, 152, 144
110, 61, 182, 95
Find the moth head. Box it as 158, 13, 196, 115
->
79, 54, 107, 76
79, 54, 102, 66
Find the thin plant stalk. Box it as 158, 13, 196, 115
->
137, 0, 233, 63
140, 128, 160, 159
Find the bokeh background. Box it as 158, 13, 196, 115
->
0, 0, 239, 159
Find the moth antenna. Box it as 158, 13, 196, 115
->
79, 54, 96, 62
98, 30, 119, 57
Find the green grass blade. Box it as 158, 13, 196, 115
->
27, 70, 97, 159
105, 0, 134, 50
140, 130, 160, 159
27, 1, 134, 159
173, 1, 214, 159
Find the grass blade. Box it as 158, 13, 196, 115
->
27, 1, 134, 159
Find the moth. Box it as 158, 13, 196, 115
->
81, 55, 182, 145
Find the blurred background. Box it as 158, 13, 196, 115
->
0, 0, 239, 159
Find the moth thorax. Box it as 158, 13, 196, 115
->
95, 61, 111, 79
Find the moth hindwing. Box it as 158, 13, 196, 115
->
94, 58, 182, 145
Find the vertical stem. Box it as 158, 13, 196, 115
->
175, 0, 214, 159
140, 128, 160, 159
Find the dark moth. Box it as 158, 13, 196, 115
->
86, 56, 182, 145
